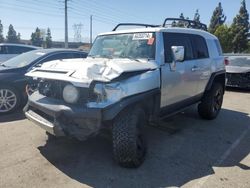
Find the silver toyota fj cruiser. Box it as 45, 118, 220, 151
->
24, 18, 226, 168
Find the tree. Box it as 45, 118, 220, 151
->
208, 2, 227, 34
0, 20, 4, 43
193, 9, 200, 23
231, 0, 249, 53
45, 28, 52, 48
6, 24, 19, 43
31, 27, 43, 47
214, 25, 233, 53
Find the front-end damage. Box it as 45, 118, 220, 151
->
24, 58, 160, 140
226, 66, 250, 89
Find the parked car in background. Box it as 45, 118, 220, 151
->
0, 49, 88, 114
225, 54, 250, 89
0, 43, 40, 63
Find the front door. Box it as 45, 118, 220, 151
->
160, 32, 199, 108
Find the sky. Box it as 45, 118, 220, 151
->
0, 0, 249, 42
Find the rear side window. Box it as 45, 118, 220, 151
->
214, 39, 223, 56
192, 35, 209, 59
3, 46, 35, 54
163, 33, 194, 62
0, 46, 6, 54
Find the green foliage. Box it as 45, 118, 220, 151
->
231, 0, 249, 53
31, 27, 43, 47
6, 24, 19, 43
193, 9, 200, 23
208, 2, 226, 34
45, 28, 52, 48
0, 20, 4, 43
214, 25, 233, 53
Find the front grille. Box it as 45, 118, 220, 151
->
226, 72, 250, 87
38, 80, 91, 104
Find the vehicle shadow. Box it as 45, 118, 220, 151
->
38, 107, 250, 188
0, 110, 26, 123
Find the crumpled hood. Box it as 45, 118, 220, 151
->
226, 65, 250, 73
25, 57, 158, 87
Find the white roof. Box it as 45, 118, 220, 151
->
98, 26, 217, 40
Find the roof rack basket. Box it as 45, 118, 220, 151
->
162, 18, 207, 31
112, 23, 159, 31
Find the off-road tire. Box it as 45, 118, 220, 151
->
0, 86, 21, 114
112, 106, 147, 168
198, 83, 224, 120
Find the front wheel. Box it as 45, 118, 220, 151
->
112, 106, 147, 168
198, 83, 224, 120
0, 86, 21, 114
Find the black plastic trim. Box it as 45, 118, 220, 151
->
205, 70, 226, 91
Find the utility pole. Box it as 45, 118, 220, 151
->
65, 0, 68, 48
90, 15, 93, 47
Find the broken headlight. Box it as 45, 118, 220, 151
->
63, 84, 80, 104
93, 83, 107, 103
92, 82, 124, 104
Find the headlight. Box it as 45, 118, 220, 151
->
63, 84, 80, 104
93, 83, 107, 102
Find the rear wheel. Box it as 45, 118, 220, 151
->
198, 83, 224, 120
112, 106, 147, 168
0, 86, 21, 114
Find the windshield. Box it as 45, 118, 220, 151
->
228, 56, 250, 67
1, 50, 46, 68
89, 32, 156, 60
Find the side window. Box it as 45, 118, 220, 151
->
40, 52, 83, 64
0, 46, 6, 54
80, 52, 87, 58
7, 46, 21, 54
214, 39, 223, 56
71, 52, 81, 58
163, 33, 194, 63
40, 53, 67, 63
192, 35, 209, 59
19, 47, 34, 53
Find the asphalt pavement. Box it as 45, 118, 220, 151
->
0, 89, 249, 188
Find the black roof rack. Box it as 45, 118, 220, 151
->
112, 23, 159, 31
162, 18, 207, 31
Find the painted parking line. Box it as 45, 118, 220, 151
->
193, 125, 250, 188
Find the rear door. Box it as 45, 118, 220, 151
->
160, 32, 199, 107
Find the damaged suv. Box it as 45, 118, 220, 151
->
24, 19, 226, 168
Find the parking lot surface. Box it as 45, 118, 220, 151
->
0, 89, 249, 188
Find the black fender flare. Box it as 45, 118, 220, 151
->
205, 70, 226, 91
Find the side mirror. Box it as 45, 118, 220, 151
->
171, 46, 185, 62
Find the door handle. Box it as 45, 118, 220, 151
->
191, 66, 200, 72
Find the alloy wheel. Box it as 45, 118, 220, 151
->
0, 89, 17, 113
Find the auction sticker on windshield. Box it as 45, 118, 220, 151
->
133, 33, 153, 40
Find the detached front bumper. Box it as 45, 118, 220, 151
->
24, 92, 102, 140
226, 72, 250, 89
